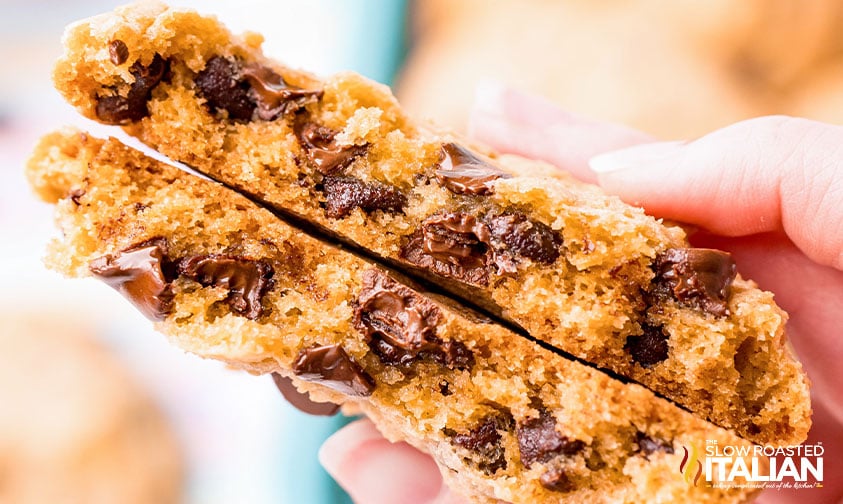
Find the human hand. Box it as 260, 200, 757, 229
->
318, 86, 843, 504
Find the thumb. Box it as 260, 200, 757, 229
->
589, 116, 843, 270
319, 419, 466, 504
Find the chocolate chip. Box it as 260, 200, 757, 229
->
178, 255, 274, 320
368, 336, 474, 370
438, 379, 452, 396
401, 236, 486, 286
195, 56, 256, 121
108, 40, 129, 65
293, 344, 375, 396
653, 248, 737, 316
96, 54, 168, 124
421, 213, 491, 270
354, 269, 441, 353
635, 431, 674, 457
435, 143, 511, 195
401, 211, 561, 285
89, 237, 174, 321
400, 212, 491, 285
516, 411, 585, 467
195, 57, 322, 122
321, 175, 406, 219
354, 269, 474, 370
271, 373, 340, 416
241, 64, 322, 120
486, 213, 562, 268
625, 323, 669, 367
539, 465, 575, 492
368, 336, 417, 367
451, 415, 511, 474
295, 122, 368, 175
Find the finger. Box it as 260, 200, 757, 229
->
690, 232, 843, 426
590, 116, 843, 270
468, 82, 653, 182
319, 419, 465, 504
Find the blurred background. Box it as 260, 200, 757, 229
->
2, 0, 842, 502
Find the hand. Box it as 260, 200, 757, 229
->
319, 85, 843, 504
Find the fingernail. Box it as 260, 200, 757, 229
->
589, 140, 685, 173
472, 79, 509, 116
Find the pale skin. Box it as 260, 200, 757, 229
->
317, 85, 843, 504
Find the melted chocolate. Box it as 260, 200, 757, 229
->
96, 54, 168, 124
293, 344, 375, 396
296, 123, 368, 175
435, 143, 511, 195
178, 255, 274, 320
241, 64, 322, 120
401, 210, 562, 284
108, 40, 129, 65
653, 248, 737, 316
89, 237, 174, 321
195, 56, 322, 122
354, 269, 440, 351
354, 269, 474, 370
271, 373, 340, 416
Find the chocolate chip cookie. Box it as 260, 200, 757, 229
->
27, 128, 760, 503
51, 3, 811, 445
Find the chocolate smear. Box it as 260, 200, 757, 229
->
178, 255, 274, 320
435, 143, 511, 195
293, 344, 375, 396
271, 373, 340, 416
89, 237, 174, 321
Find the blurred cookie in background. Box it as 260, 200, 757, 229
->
397, 0, 843, 138
0, 313, 183, 504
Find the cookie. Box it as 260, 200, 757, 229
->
27, 128, 760, 503
0, 313, 182, 504
52, 2, 810, 445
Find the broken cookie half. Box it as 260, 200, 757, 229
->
27, 128, 761, 503
51, 2, 810, 446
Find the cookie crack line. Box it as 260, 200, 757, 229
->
131, 144, 709, 415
